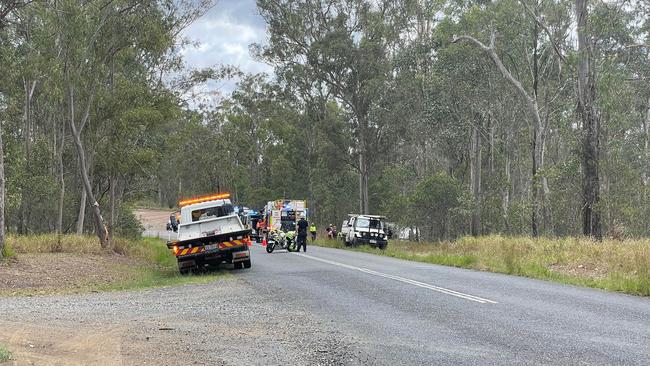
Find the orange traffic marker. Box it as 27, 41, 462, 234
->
262, 238, 267, 247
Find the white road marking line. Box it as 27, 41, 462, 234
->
293, 252, 498, 304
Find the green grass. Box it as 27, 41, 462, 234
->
0, 345, 11, 363
0, 243, 15, 259
98, 237, 230, 292
312, 236, 650, 296
2, 235, 229, 296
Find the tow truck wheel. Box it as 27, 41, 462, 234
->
243, 259, 252, 269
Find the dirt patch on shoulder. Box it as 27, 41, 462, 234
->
0, 253, 139, 295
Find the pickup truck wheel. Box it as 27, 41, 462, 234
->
179, 268, 190, 275
243, 259, 252, 269
234, 261, 244, 270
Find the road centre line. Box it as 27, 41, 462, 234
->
292, 252, 498, 304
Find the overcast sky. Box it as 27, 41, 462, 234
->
179, 0, 272, 107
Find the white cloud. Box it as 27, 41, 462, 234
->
178, 0, 273, 108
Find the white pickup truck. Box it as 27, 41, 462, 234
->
343, 214, 389, 250
167, 193, 251, 274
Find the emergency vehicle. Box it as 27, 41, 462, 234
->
167, 193, 252, 274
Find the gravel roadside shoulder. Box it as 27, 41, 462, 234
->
0, 276, 368, 365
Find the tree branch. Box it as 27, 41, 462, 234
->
518, 0, 567, 63
452, 32, 543, 131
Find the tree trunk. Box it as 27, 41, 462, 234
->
109, 176, 117, 241
76, 188, 87, 234
71, 126, 108, 247
18, 79, 37, 234
502, 153, 511, 232
358, 152, 369, 214
470, 126, 482, 236
489, 118, 495, 174
576, 0, 602, 240
56, 119, 65, 250
642, 97, 650, 188
158, 179, 163, 207
0, 123, 5, 258
531, 123, 542, 237
67, 80, 108, 248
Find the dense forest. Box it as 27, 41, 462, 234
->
0, 0, 648, 252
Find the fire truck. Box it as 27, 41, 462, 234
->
263, 199, 307, 232
167, 193, 252, 274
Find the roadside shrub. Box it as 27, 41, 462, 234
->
116, 205, 145, 239
0, 344, 11, 363
1, 243, 16, 259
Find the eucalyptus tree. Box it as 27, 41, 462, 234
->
0, 0, 30, 257
42, 0, 187, 246
450, 0, 571, 236
257, 0, 411, 214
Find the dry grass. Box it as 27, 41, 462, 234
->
6, 234, 176, 268
1, 235, 225, 296
314, 235, 650, 296
7, 234, 110, 255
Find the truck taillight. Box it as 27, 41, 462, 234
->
172, 245, 179, 254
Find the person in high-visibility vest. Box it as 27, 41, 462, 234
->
309, 224, 317, 241
257, 218, 266, 236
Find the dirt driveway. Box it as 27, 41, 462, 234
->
133, 209, 173, 233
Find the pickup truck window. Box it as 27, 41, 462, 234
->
191, 204, 235, 222
356, 218, 382, 230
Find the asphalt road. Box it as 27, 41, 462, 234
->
4, 231, 648, 365
243, 243, 650, 365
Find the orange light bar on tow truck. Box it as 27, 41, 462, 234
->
179, 193, 231, 207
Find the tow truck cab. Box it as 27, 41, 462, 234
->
167, 193, 251, 274
345, 214, 388, 249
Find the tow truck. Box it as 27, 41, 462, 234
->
167, 193, 252, 274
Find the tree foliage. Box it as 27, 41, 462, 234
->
0, 0, 648, 246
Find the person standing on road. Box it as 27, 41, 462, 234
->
296, 216, 309, 252
309, 223, 317, 241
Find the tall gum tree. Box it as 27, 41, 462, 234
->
0, 0, 28, 257
257, 0, 406, 214
575, 0, 602, 239
453, 31, 548, 237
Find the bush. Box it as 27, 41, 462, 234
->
116, 204, 145, 239
0, 345, 11, 363
1, 243, 16, 259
